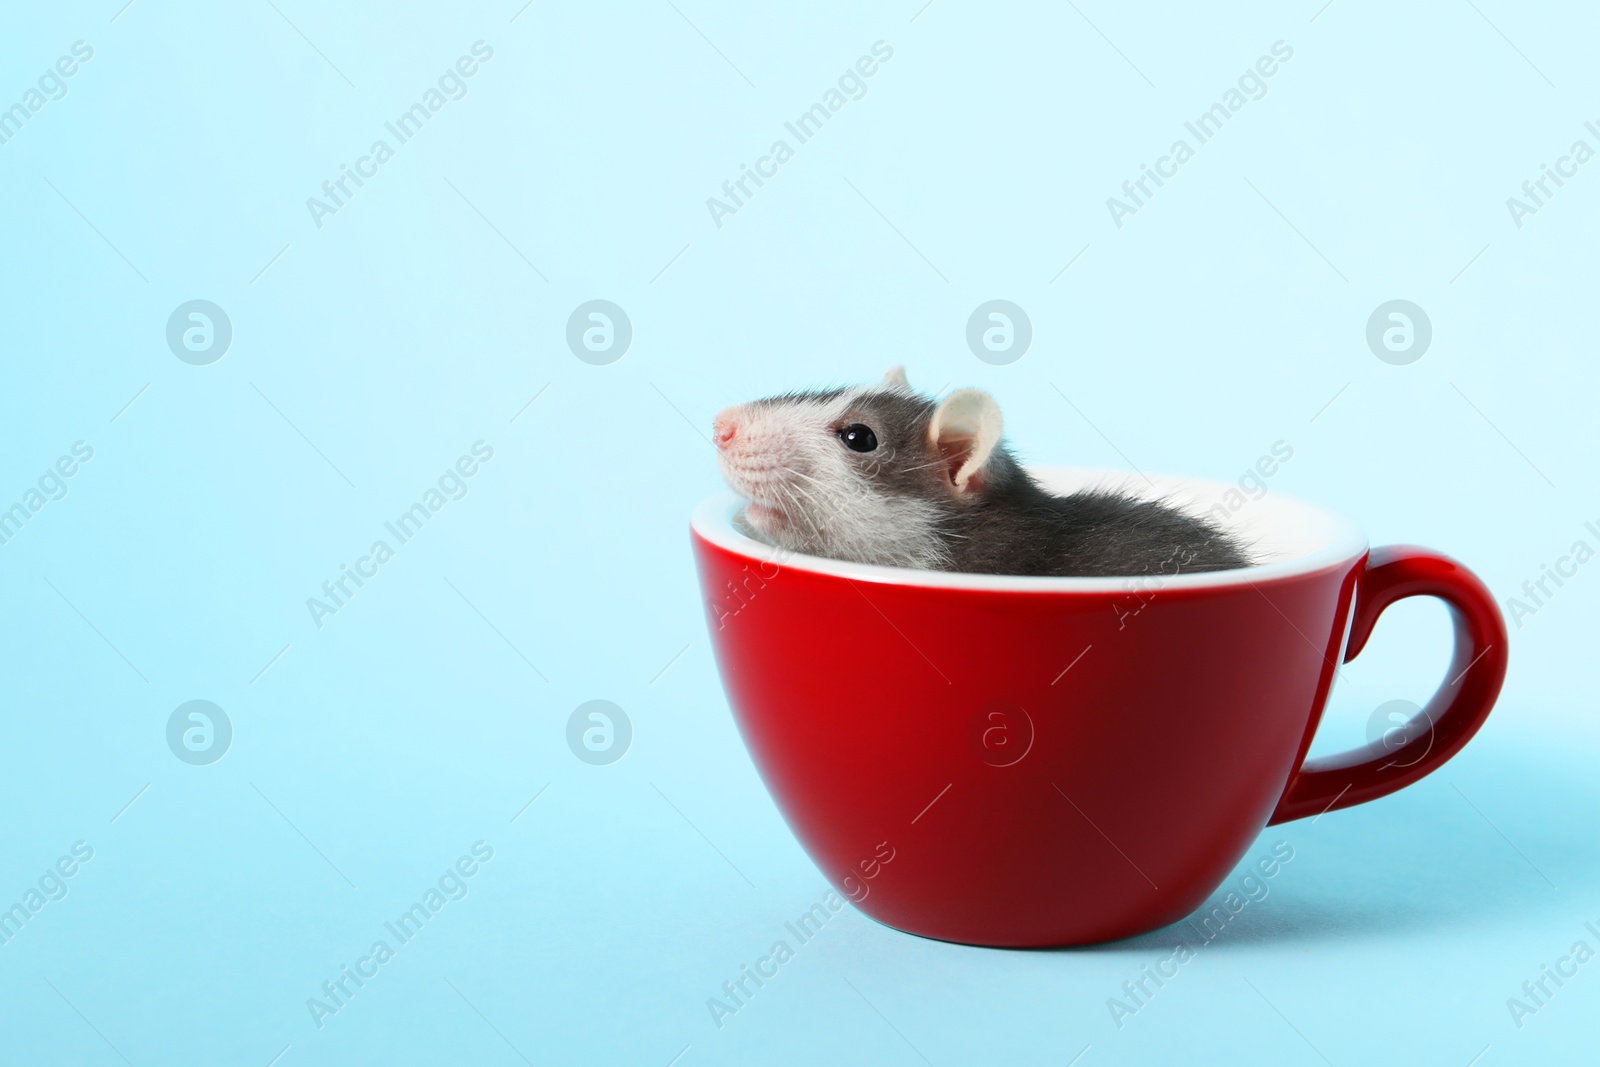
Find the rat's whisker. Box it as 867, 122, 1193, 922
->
713, 371, 1253, 576
776, 480, 824, 541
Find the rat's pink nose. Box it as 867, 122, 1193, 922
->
712, 413, 739, 449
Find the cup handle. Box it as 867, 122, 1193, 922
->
1266, 545, 1509, 825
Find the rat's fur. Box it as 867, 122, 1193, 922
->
713, 372, 1251, 577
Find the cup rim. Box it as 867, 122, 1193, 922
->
692, 465, 1368, 593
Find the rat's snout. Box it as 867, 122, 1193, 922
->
712, 408, 742, 450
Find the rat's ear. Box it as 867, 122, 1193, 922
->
928, 388, 1002, 493
882, 365, 911, 391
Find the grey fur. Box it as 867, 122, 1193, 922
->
733, 382, 1253, 577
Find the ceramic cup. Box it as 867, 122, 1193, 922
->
691, 469, 1507, 946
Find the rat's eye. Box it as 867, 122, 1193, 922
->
839, 423, 878, 453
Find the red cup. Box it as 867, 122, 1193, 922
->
692, 469, 1508, 946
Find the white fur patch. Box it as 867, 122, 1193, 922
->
715, 389, 950, 569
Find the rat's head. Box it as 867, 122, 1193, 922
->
711, 367, 1007, 569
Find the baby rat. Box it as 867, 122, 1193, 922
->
711, 367, 1251, 577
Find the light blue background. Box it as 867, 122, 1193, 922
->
1, 1, 1596, 1063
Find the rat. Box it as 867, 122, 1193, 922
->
711, 367, 1252, 577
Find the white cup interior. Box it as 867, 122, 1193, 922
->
692, 466, 1368, 592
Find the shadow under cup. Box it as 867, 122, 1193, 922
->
691, 468, 1507, 947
